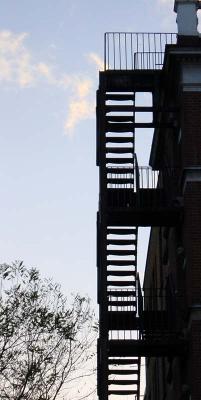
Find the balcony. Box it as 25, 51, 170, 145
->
106, 162, 182, 226
107, 287, 187, 357
104, 32, 177, 70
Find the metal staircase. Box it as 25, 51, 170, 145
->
97, 33, 185, 400
97, 89, 142, 399
107, 227, 140, 398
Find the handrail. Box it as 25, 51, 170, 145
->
134, 154, 140, 192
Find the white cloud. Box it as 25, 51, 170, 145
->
0, 30, 35, 87
0, 31, 27, 54
17, 54, 34, 87
64, 98, 94, 133
0, 57, 12, 81
0, 30, 96, 134
63, 76, 94, 134
0, 30, 59, 87
88, 52, 104, 71
75, 78, 92, 98
36, 62, 56, 84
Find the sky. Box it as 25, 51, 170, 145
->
0, 1, 189, 399
0, 0, 179, 304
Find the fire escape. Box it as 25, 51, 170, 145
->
97, 33, 185, 400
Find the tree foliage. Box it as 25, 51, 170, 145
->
0, 261, 96, 400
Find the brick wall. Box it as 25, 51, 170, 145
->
183, 181, 201, 305
182, 138, 201, 398
189, 321, 201, 400
182, 92, 201, 167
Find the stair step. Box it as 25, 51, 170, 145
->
107, 250, 136, 256
107, 261, 136, 266
106, 168, 134, 174
108, 369, 138, 375
105, 94, 134, 101
106, 105, 134, 113
108, 390, 138, 395
107, 178, 134, 185
106, 104, 154, 111
107, 271, 136, 277
107, 239, 136, 246
108, 309, 137, 316
107, 281, 136, 287
108, 301, 136, 307
108, 358, 139, 365
106, 123, 134, 133
107, 290, 136, 297
106, 147, 133, 154
106, 137, 133, 144
107, 228, 137, 235
108, 379, 139, 385
106, 116, 134, 122
106, 158, 134, 164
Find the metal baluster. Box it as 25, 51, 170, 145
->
142, 34, 145, 69
131, 33, 133, 69
108, 33, 110, 70
125, 33, 127, 70
154, 33, 156, 69
119, 33, 121, 70
113, 33, 115, 70
148, 33, 151, 69
104, 33, 107, 70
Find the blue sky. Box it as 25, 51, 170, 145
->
0, 0, 178, 306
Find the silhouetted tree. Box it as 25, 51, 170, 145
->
0, 261, 96, 400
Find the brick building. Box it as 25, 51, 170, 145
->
96, 1, 201, 399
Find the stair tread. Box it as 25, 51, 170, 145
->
107, 271, 136, 277
108, 379, 139, 385
108, 358, 140, 365
107, 239, 136, 245
107, 178, 134, 185
108, 310, 137, 314
106, 116, 134, 122
107, 261, 136, 266
108, 390, 138, 395
107, 281, 136, 287
108, 369, 139, 375
107, 179, 134, 184
108, 301, 136, 306
107, 228, 137, 235
105, 94, 134, 101
106, 137, 134, 144
106, 147, 133, 154
107, 121, 134, 127
106, 105, 134, 112
106, 168, 134, 174
106, 123, 134, 133
107, 290, 136, 297
107, 179, 134, 183
107, 249, 136, 255
106, 158, 134, 164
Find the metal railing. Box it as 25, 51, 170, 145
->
134, 52, 164, 70
108, 287, 185, 340
106, 162, 179, 209
137, 167, 160, 189
104, 32, 177, 70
